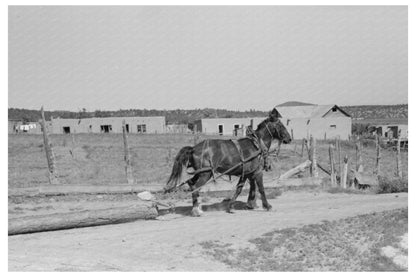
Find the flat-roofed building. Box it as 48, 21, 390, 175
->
50, 116, 166, 134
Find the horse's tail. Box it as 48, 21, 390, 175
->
164, 146, 194, 193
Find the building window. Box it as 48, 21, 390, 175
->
100, 125, 112, 133
137, 124, 146, 133
125, 124, 130, 133
330, 125, 336, 129
218, 124, 224, 135
63, 126, 71, 134
287, 119, 290, 126
233, 124, 240, 136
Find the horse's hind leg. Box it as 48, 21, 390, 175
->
246, 178, 258, 210
189, 172, 212, 217
254, 171, 272, 211
226, 176, 247, 213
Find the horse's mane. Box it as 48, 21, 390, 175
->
256, 117, 273, 131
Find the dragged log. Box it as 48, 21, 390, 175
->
9, 184, 161, 197
278, 160, 312, 180
9, 203, 158, 236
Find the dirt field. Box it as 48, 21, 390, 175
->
8, 133, 408, 188
8, 191, 408, 271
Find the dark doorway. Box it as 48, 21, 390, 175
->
387, 126, 399, 138
63, 126, 71, 134
125, 124, 129, 133
233, 124, 239, 136
100, 125, 112, 133
218, 124, 224, 135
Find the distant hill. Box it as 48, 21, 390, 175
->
8, 108, 268, 125
276, 101, 314, 107
341, 104, 408, 121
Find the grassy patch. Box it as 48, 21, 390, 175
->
200, 208, 408, 271
377, 177, 408, 194
8, 134, 407, 189
326, 186, 369, 194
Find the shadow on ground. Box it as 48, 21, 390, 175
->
158, 199, 251, 216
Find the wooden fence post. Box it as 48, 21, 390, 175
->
122, 120, 134, 184
342, 155, 348, 189
40, 106, 59, 185
336, 136, 341, 182
356, 140, 363, 173
301, 138, 305, 158
396, 133, 403, 179
329, 144, 336, 187
309, 135, 318, 177
374, 135, 381, 176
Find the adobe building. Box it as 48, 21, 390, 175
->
272, 104, 352, 140
50, 116, 166, 134
194, 117, 267, 136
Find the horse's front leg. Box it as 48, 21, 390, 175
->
189, 172, 212, 217
226, 176, 247, 213
254, 171, 272, 211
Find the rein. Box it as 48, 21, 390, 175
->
264, 122, 274, 145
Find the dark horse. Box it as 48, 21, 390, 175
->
164, 112, 292, 216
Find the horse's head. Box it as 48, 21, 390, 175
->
258, 112, 292, 144
273, 119, 292, 144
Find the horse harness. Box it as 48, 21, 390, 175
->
176, 123, 275, 195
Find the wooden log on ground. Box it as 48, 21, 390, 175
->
278, 160, 312, 180
9, 184, 162, 197
9, 203, 158, 235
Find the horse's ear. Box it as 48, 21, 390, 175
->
269, 109, 279, 122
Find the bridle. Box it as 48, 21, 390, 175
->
264, 122, 275, 140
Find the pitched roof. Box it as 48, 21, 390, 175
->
276, 101, 314, 107
273, 104, 350, 118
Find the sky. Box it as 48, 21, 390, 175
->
8, 6, 408, 112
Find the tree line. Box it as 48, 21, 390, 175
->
9, 104, 408, 126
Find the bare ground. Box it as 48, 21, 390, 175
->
8, 191, 408, 271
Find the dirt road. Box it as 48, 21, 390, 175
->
8, 191, 408, 271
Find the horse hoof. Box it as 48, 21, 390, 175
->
191, 208, 203, 217
246, 202, 259, 210
263, 204, 272, 211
